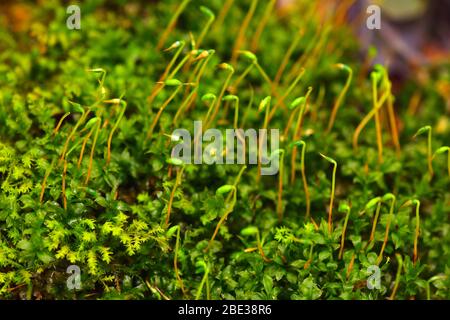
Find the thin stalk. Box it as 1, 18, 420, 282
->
311, 85, 325, 122
291, 141, 310, 218
196, 6, 215, 49
40, 158, 56, 203
232, 62, 255, 90
269, 68, 306, 121
162, 41, 186, 75
254, 62, 273, 88
273, 28, 303, 89
301, 25, 332, 75
413, 126, 434, 178
372, 73, 384, 163
148, 41, 185, 105
282, 107, 297, 139
206, 194, 235, 250
261, 96, 270, 131
195, 264, 209, 300
326, 64, 352, 133
222, 95, 239, 129
362, 196, 383, 250
293, 87, 312, 140
290, 89, 312, 185
193, 94, 216, 149
206, 187, 237, 252
212, 0, 234, 32
234, 51, 275, 93
173, 87, 198, 126
352, 82, 391, 151
233, 100, 239, 129
174, 226, 186, 295
78, 126, 94, 168
257, 97, 271, 182
377, 194, 396, 265
250, 0, 276, 51
147, 85, 182, 140
157, 0, 191, 50
85, 119, 102, 185
167, 51, 195, 80
427, 128, 433, 177
426, 275, 447, 300
389, 254, 403, 300
53, 112, 71, 136
62, 159, 68, 210
300, 150, 310, 219
194, 50, 215, 84
231, 0, 258, 64
304, 244, 314, 269
346, 253, 356, 279
182, 50, 214, 106
87, 68, 107, 100
286, 23, 324, 83
105, 99, 127, 165
145, 281, 171, 300
60, 109, 90, 164
189, 53, 207, 83
400, 199, 421, 264
319, 153, 337, 235
256, 231, 271, 262
369, 201, 382, 245
225, 165, 247, 204
276, 150, 285, 222
412, 200, 420, 264
165, 165, 185, 227
206, 64, 234, 129
240, 87, 254, 128
386, 93, 401, 156
433, 146, 450, 177
202, 95, 217, 128
338, 206, 351, 260
206, 276, 210, 300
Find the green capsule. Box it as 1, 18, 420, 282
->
241, 226, 259, 236
84, 117, 100, 130
166, 157, 184, 166
165, 78, 183, 86
289, 97, 306, 110
258, 96, 271, 112
216, 185, 234, 195
365, 197, 381, 209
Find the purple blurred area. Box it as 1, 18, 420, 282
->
348, 0, 450, 82
280, 0, 449, 83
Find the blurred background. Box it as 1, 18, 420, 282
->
2, 0, 449, 81
0, 0, 449, 111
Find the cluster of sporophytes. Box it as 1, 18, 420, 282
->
0, 0, 449, 300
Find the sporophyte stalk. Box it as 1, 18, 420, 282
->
326, 63, 352, 133
164, 157, 186, 227
319, 153, 337, 235
413, 125, 434, 178
290, 140, 311, 219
